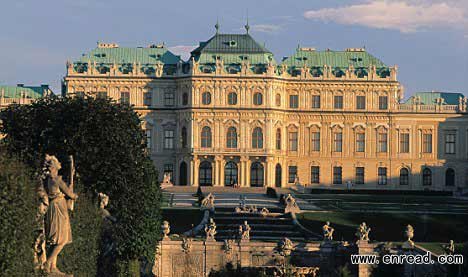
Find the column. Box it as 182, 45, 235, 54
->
219, 158, 225, 186
239, 156, 248, 187
192, 156, 199, 187
246, 159, 251, 187
265, 157, 275, 187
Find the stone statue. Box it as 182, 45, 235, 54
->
260, 207, 270, 217
443, 240, 455, 255
41, 154, 78, 275
204, 218, 217, 240
155, 63, 164, 77
98, 192, 116, 223
284, 193, 300, 213
160, 172, 173, 188
322, 221, 334, 241
33, 187, 49, 270
239, 221, 251, 241
403, 224, 415, 249
201, 193, 215, 210
161, 220, 170, 239
278, 237, 294, 256
356, 222, 371, 242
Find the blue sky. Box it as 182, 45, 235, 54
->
1, 0, 467, 99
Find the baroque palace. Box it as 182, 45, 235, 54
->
63, 25, 468, 191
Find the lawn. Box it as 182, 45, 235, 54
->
297, 211, 468, 243
161, 208, 203, 235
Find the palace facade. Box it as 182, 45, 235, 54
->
63, 27, 468, 191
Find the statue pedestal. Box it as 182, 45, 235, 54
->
47, 273, 73, 277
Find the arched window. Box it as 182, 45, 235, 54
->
275, 164, 282, 187
226, 127, 237, 148
422, 168, 432, 186
199, 161, 212, 186
224, 162, 238, 186
252, 127, 263, 149
202, 92, 211, 105
275, 94, 281, 107
182, 93, 188, 105
250, 162, 264, 187
228, 92, 237, 105
201, 126, 212, 148
179, 162, 187, 185
181, 127, 187, 148
445, 168, 455, 186
253, 92, 263, 105
399, 168, 409, 185
276, 128, 281, 150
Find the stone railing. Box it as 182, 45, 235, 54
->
66, 61, 398, 82
397, 104, 465, 113
0, 97, 36, 106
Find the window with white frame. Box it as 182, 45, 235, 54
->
164, 130, 174, 149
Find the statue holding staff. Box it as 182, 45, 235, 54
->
42, 154, 78, 274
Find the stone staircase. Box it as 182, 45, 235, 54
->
204, 208, 316, 242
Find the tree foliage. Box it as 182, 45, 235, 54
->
0, 96, 161, 272
0, 147, 37, 276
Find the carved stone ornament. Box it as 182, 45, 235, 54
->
278, 237, 294, 256
182, 237, 193, 253
161, 220, 170, 240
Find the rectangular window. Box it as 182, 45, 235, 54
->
378, 133, 388, 152
288, 131, 298, 151
311, 132, 320, 151
334, 95, 343, 109
288, 166, 297, 183
400, 133, 410, 153
445, 133, 456, 154
356, 96, 366, 110
378, 167, 387, 185
355, 167, 365, 185
333, 166, 342, 184
333, 132, 342, 152
164, 92, 174, 106
97, 91, 107, 99
164, 130, 174, 149
311, 95, 321, 109
120, 91, 130, 104
422, 133, 432, 153
311, 166, 320, 184
146, 129, 152, 149
356, 133, 365, 152
289, 95, 299, 109
379, 96, 388, 110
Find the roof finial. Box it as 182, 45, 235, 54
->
215, 18, 220, 34
245, 10, 250, 34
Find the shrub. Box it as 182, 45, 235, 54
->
266, 187, 277, 198
0, 148, 36, 276
57, 184, 101, 276
0, 96, 162, 274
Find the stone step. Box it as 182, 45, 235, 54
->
213, 235, 306, 241
213, 216, 291, 221
216, 221, 296, 230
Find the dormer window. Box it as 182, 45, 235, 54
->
229, 40, 237, 47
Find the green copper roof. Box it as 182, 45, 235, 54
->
191, 33, 276, 64
77, 46, 181, 65
405, 92, 464, 105
281, 48, 387, 68
0, 85, 48, 99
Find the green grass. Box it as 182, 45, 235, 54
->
161, 209, 203, 235
297, 211, 468, 243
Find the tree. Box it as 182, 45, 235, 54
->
0, 147, 36, 276
0, 96, 161, 275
